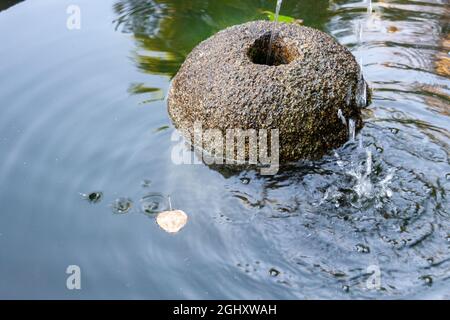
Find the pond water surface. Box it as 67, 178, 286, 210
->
0, 0, 449, 299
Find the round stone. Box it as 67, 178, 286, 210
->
168, 21, 370, 163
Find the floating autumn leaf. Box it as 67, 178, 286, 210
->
387, 25, 399, 33
156, 210, 188, 233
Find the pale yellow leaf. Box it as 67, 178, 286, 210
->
156, 210, 188, 233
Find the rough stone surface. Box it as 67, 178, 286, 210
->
168, 20, 370, 163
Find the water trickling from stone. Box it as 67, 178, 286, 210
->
337, 109, 347, 126
349, 18, 365, 109
266, 0, 283, 65
356, 58, 367, 107
349, 119, 356, 141
355, 20, 363, 45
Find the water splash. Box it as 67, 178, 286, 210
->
359, 133, 364, 149
325, 138, 396, 213
348, 149, 373, 198
111, 197, 133, 214
266, 0, 283, 65
337, 109, 347, 126
379, 170, 394, 199
334, 151, 345, 169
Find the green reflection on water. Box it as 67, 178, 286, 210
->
113, 0, 331, 77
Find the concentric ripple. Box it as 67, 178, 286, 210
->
0, 0, 448, 299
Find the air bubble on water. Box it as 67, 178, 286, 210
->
81, 191, 103, 204
111, 197, 133, 214
355, 243, 371, 253
269, 268, 280, 277
140, 192, 169, 214
240, 177, 251, 185
390, 128, 399, 134
420, 275, 433, 286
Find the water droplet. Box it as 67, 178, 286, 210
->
269, 268, 280, 277
426, 257, 434, 265
141, 193, 169, 214
342, 285, 350, 292
355, 243, 371, 253
240, 177, 250, 185
111, 197, 133, 214
82, 192, 103, 204
445, 173, 450, 181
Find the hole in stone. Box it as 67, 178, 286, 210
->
248, 32, 297, 66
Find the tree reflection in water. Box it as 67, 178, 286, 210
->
113, 0, 329, 77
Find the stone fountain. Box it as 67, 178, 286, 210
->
168, 21, 370, 164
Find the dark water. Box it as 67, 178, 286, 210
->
0, 0, 449, 299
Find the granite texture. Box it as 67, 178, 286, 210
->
168, 20, 370, 163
